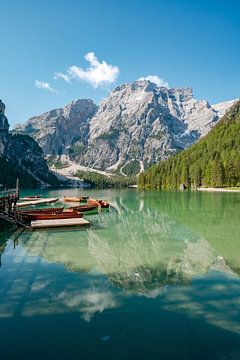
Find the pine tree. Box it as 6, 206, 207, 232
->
212, 159, 225, 187
137, 101, 240, 190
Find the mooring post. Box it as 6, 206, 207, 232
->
16, 177, 19, 201
4, 187, 6, 212
13, 177, 20, 223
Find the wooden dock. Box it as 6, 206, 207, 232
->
0, 179, 92, 231
17, 198, 59, 207
31, 217, 90, 229
0, 181, 26, 227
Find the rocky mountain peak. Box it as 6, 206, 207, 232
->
62, 99, 96, 120
15, 98, 97, 155
168, 87, 194, 102
14, 81, 237, 176
0, 100, 59, 187
0, 99, 10, 131
0, 99, 5, 114
212, 99, 239, 119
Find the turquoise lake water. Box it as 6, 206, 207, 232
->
1, 189, 240, 359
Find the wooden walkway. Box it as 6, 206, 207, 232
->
31, 217, 90, 229
0, 180, 91, 230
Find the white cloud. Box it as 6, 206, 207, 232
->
54, 72, 71, 83
55, 52, 119, 88
35, 80, 58, 93
138, 75, 169, 88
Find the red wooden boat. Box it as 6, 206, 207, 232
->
88, 198, 110, 208
97, 200, 109, 208
20, 211, 83, 221
18, 207, 64, 215
68, 204, 99, 213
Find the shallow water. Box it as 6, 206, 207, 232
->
1, 189, 240, 359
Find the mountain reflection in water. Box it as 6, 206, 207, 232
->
0, 190, 240, 334
10, 206, 232, 292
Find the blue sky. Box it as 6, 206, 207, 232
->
1, 0, 239, 126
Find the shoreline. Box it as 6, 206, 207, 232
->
197, 187, 240, 193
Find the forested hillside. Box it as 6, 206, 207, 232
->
0, 157, 39, 188
75, 170, 135, 188
138, 100, 240, 189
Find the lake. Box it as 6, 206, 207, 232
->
1, 188, 240, 360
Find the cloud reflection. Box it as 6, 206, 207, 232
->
57, 287, 119, 322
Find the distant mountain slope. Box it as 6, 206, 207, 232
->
15, 99, 97, 155
0, 100, 59, 188
138, 100, 240, 189
212, 99, 237, 118
15, 80, 237, 175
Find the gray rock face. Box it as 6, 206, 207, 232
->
0, 100, 58, 186
0, 100, 9, 132
16, 99, 97, 155
212, 99, 238, 119
0, 100, 10, 155
80, 81, 236, 173
15, 81, 237, 175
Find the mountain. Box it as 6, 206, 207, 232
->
0, 100, 59, 188
212, 99, 238, 118
15, 99, 97, 156
15, 80, 237, 176
138, 100, 240, 189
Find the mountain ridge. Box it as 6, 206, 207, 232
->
15, 80, 238, 176
0, 100, 59, 188
138, 100, 240, 189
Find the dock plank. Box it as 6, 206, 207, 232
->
31, 217, 90, 229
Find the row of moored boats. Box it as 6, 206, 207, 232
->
17, 196, 110, 226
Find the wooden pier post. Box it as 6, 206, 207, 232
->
0, 179, 26, 228
16, 177, 19, 201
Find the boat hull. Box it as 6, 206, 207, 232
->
68, 204, 100, 213
19, 207, 64, 215
88, 199, 110, 208
63, 196, 89, 203
20, 212, 83, 221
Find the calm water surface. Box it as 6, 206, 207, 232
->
1, 189, 240, 360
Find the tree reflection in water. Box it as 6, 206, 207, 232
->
0, 190, 240, 336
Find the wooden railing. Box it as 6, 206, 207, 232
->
0, 190, 19, 210
0, 181, 26, 227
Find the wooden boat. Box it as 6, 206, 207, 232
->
17, 198, 59, 207
98, 200, 110, 208
88, 198, 110, 208
20, 211, 83, 221
68, 204, 99, 213
20, 195, 41, 201
18, 207, 64, 215
63, 196, 89, 203
78, 196, 89, 202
